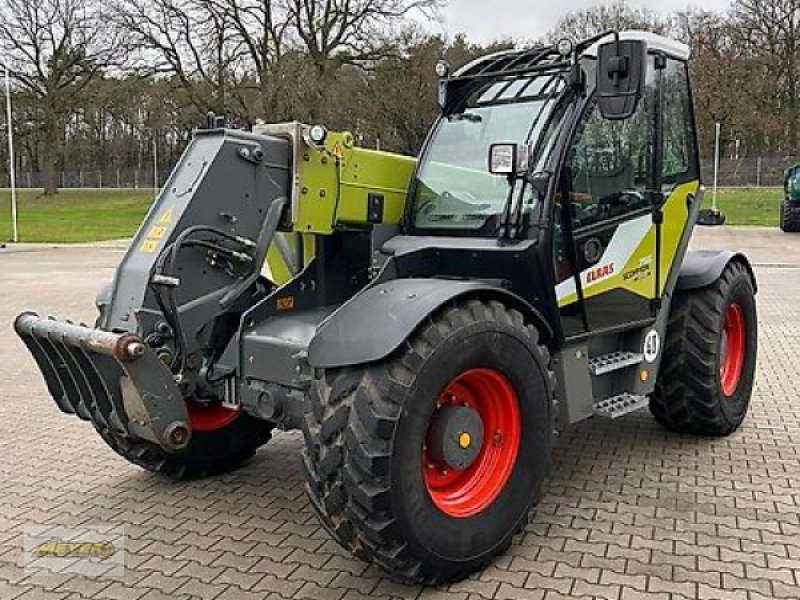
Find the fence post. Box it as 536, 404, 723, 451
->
756, 157, 762, 187
98, 171, 102, 188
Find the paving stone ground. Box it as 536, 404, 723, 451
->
1, 226, 799, 600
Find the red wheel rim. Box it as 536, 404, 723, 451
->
185, 399, 240, 432
423, 368, 521, 519
720, 303, 746, 397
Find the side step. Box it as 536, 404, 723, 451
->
589, 351, 644, 376
593, 393, 649, 419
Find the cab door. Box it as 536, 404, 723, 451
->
553, 54, 701, 337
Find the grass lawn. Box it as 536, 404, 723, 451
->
704, 187, 783, 227
0, 189, 155, 243
0, 185, 785, 243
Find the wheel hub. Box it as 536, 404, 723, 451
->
185, 398, 240, 432
426, 405, 484, 471
423, 368, 522, 519
720, 303, 746, 397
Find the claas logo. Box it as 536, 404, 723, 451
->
586, 263, 615, 284
33, 539, 116, 561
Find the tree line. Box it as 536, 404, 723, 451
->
0, 0, 797, 195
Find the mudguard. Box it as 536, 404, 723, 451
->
307, 278, 551, 369
676, 250, 757, 293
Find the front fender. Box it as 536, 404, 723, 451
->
676, 250, 757, 293
307, 278, 550, 369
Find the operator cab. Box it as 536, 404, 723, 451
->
405, 31, 701, 340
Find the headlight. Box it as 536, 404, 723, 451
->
556, 38, 574, 58
308, 124, 328, 146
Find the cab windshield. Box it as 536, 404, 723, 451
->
411, 71, 567, 233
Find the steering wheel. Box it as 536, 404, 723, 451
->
596, 190, 646, 219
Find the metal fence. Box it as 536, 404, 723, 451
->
0, 168, 165, 190
699, 156, 798, 187
0, 157, 799, 189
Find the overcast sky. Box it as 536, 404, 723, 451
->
436, 0, 732, 42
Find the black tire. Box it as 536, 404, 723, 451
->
780, 200, 800, 232
302, 299, 556, 583
92, 408, 273, 480
649, 261, 757, 436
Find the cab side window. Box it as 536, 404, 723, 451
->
566, 58, 657, 230
662, 59, 698, 186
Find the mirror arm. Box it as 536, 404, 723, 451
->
508, 176, 530, 239
498, 176, 518, 240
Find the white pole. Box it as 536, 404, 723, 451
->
712, 122, 721, 212
4, 67, 18, 242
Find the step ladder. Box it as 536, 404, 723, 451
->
593, 393, 649, 419
589, 351, 644, 376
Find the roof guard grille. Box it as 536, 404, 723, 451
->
459, 46, 566, 79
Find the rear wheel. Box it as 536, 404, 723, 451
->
780, 200, 800, 232
93, 399, 273, 479
302, 299, 556, 583
649, 261, 757, 435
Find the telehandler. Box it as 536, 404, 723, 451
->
16, 31, 758, 582
781, 163, 800, 232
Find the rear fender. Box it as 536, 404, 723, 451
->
307, 278, 552, 369
676, 250, 757, 293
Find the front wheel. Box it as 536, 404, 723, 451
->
649, 260, 757, 436
93, 399, 273, 479
780, 200, 800, 232
302, 299, 556, 583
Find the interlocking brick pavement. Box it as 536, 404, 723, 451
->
1, 228, 799, 600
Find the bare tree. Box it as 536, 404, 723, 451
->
287, 0, 437, 73
733, 0, 800, 151
113, 0, 244, 119
203, 0, 300, 122
549, 1, 670, 41
361, 31, 512, 155
0, 0, 121, 194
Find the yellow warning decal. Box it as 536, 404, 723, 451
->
140, 240, 159, 253
276, 296, 295, 311
140, 208, 175, 253
157, 208, 174, 225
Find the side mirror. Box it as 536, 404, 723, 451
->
596, 39, 647, 120
488, 143, 530, 178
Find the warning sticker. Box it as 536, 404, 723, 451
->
140, 208, 174, 253
157, 208, 174, 225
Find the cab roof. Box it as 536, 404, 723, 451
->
584, 31, 690, 61
454, 31, 690, 79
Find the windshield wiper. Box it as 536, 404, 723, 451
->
428, 213, 490, 222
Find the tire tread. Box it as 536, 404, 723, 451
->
302, 299, 555, 583
649, 261, 755, 435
